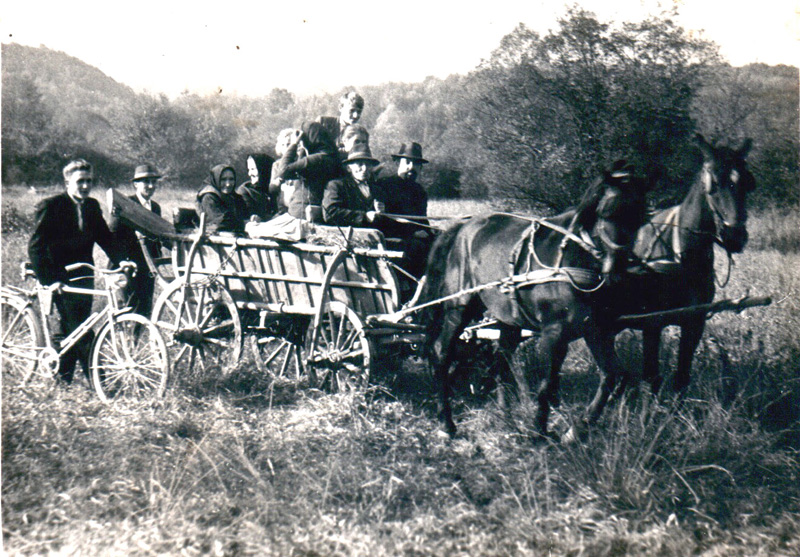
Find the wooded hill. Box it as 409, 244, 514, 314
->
2, 9, 798, 209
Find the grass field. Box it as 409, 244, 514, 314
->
2, 184, 799, 555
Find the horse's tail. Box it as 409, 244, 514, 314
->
416, 219, 467, 334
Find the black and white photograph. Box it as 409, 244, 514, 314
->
2, 1, 798, 554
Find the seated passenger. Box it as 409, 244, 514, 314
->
269, 128, 301, 214
376, 142, 435, 279
338, 124, 370, 162
197, 164, 247, 234
322, 147, 387, 228
317, 91, 365, 151
237, 153, 276, 222
275, 122, 341, 222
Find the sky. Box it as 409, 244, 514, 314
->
2, 0, 797, 98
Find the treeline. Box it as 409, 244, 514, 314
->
2, 8, 797, 210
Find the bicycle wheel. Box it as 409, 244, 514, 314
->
305, 301, 371, 393
90, 312, 169, 402
1, 291, 45, 387
152, 278, 242, 376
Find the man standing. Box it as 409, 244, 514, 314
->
113, 163, 164, 316
317, 91, 365, 151
28, 159, 125, 383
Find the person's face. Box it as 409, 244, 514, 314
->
340, 104, 361, 126
342, 131, 368, 154
220, 169, 236, 194
247, 157, 259, 184
134, 177, 158, 201
66, 169, 93, 200
397, 157, 422, 181
347, 161, 371, 183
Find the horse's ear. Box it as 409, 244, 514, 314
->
738, 138, 753, 158
695, 134, 714, 161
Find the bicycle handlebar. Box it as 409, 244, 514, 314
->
64, 261, 137, 275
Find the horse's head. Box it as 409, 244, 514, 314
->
697, 134, 755, 253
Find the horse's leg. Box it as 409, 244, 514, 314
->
430, 302, 482, 437
495, 324, 522, 409
583, 326, 622, 425
674, 318, 705, 394
642, 327, 663, 394
533, 323, 568, 438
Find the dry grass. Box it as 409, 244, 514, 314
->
2, 185, 799, 555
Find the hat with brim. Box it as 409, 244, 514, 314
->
133, 163, 162, 181
342, 147, 379, 166
609, 159, 634, 179
391, 142, 428, 164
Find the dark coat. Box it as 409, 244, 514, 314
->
237, 154, 276, 221
277, 123, 342, 220
28, 192, 122, 285
375, 175, 429, 238
112, 194, 163, 315
322, 175, 386, 228
197, 165, 247, 234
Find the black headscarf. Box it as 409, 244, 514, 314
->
246, 154, 274, 189
204, 164, 236, 193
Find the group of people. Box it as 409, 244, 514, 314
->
26, 91, 434, 384
26, 90, 644, 386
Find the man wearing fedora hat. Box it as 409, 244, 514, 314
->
377, 142, 429, 227
376, 142, 434, 280
322, 146, 387, 228
112, 163, 164, 316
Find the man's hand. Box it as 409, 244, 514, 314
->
373, 200, 385, 213
119, 260, 138, 277
49, 281, 65, 295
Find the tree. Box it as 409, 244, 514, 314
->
462, 9, 719, 210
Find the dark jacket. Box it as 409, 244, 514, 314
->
237, 153, 276, 221
277, 123, 342, 221
322, 175, 386, 228
29, 192, 122, 285
375, 174, 429, 238
197, 164, 247, 234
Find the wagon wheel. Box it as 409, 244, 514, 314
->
152, 278, 242, 378
1, 292, 46, 388
249, 315, 308, 382
90, 312, 170, 402
305, 301, 371, 393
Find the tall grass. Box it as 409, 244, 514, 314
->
2, 184, 799, 555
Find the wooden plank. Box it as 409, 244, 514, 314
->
615, 296, 772, 328
106, 188, 177, 238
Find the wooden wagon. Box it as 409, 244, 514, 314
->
109, 189, 427, 391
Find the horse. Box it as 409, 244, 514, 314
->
418, 168, 649, 438
612, 134, 755, 396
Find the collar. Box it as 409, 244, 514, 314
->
136, 192, 152, 210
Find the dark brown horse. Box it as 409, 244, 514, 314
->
419, 171, 649, 438
614, 135, 755, 395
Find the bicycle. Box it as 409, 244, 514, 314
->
1, 261, 170, 402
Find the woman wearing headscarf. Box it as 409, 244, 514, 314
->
197, 164, 247, 235
237, 153, 276, 222
272, 122, 341, 222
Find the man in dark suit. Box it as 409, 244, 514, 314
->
376, 142, 433, 279
112, 163, 164, 316
28, 159, 125, 383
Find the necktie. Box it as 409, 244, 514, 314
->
77, 202, 85, 231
